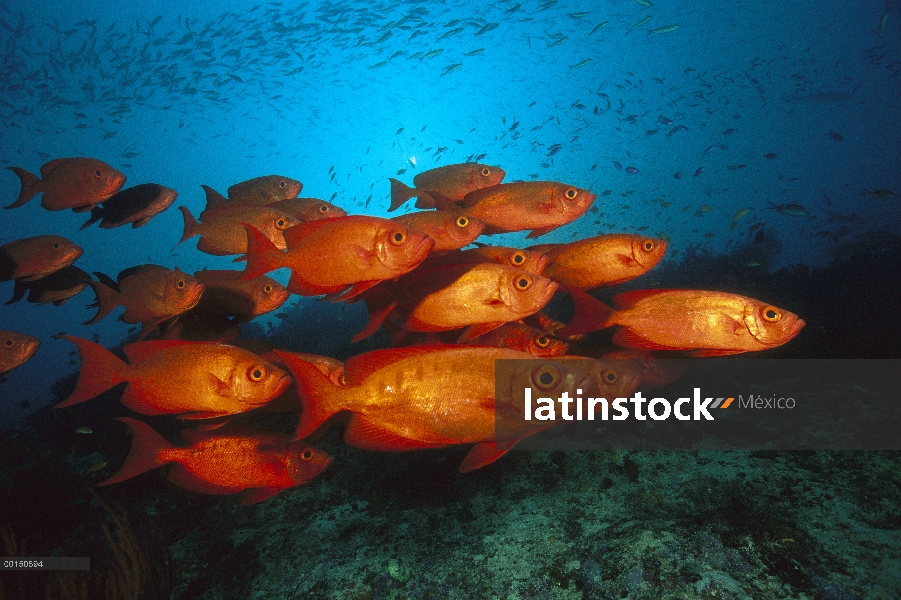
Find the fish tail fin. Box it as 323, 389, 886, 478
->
555, 286, 615, 338
80, 207, 102, 230
272, 351, 343, 440
97, 417, 171, 486
176, 206, 201, 248
242, 223, 281, 280
5, 167, 41, 209
54, 335, 125, 409
84, 279, 120, 324
387, 177, 416, 212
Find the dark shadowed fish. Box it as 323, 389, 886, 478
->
6, 265, 91, 305
80, 183, 177, 229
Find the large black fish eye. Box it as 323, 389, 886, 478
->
94, 169, 102, 177
762, 306, 781, 322
456, 216, 469, 227
279, 180, 287, 188
603, 370, 619, 383
511, 252, 525, 265
318, 204, 329, 213
534, 365, 561, 390
565, 188, 578, 200
248, 366, 266, 381
4, 339, 13, 347
391, 231, 407, 245
263, 284, 273, 293
481, 167, 491, 176
175, 279, 186, 290
514, 276, 532, 291
535, 336, 550, 348
643, 240, 655, 251
53, 242, 60, 248
301, 449, 314, 460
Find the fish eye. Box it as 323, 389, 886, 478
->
4, 339, 13, 347
53, 242, 60, 249
93, 169, 102, 177
248, 365, 267, 381
456, 216, 469, 228
275, 218, 288, 230
564, 188, 578, 200
175, 279, 186, 290
514, 276, 532, 291
279, 180, 287, 188
301, 449, 314, 460
262, 284, 273, 293
318, 204, 329, 213
762, 306, 782, 322
534, 365, 561, 390
510, 252, 525, 265
535, 335, 550, 348
602, 369, 619, 384
643, 240, 656, 252
481, 167, 491, 177
390, 230, 407, 245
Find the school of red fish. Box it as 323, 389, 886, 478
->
1, 157, 805, 504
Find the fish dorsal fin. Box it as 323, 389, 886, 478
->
40, 158, 70, 178
123, 339, 205, 363
201, 185, 228, 212
92, 271, 119, 292
117, 264, 167, 283
281, 217, 343, 247
342, 345, 460, 385
612, 289, 679, 310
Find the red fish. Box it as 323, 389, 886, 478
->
0, 330, 39, 378
387, 163, 505, 212
0, 235, 83, 282
86, 265, 205, 339
6, 158, 125, 211
465, 322, 570, 356
561, 288, 805, 356
420, 245, 549, 275
277, 346, 632, 472
55, 336, 291, 418
270, 198, 347, 222
528, 234, 667, 289
179, 204, 299, 256
242, 216, 434, 299
98, 418, 331, 504
432, 181, 596, 238
201, 176, 302, 210
391, 210, 485, 251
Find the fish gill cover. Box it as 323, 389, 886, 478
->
0, 0, 899, 598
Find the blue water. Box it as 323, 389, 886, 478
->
0, 2, 898, 423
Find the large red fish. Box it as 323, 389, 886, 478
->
98, 418, 331, 504
242, 216, 434, 299
0, 330, 39, 378
277, 346, 636, 472
86, 265, 205, 339
390, 210, 484, 251
270, 198, 347, 222
387, 163, 505, 212
561, 288, 806, 356
201, 175, 302, 210
529, 234, 667, 289
433, 181, 596, 238
55, 336, 291, 418
352, 262, 558, 343
5, 158, 125, 211
179, 204, 299, 256
465, 322, 570, 356
0, 235, 83, 281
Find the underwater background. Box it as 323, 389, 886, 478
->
1, 0, 900, 598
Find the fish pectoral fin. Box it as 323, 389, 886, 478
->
458, 322, 504, 343
207, 372, 232, 397
344, 416, 446, 451
459, 439, 523, 473
167, 464, 242, 495
611, 328, 684, 351
242, 487, 286, 505
526, 225, 560, 239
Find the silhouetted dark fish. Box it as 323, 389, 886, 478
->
80, 183, 177, 229
6, 265, 91, 306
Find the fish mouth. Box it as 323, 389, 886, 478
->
535, 254, 550, 274
182, 283, 206, 311
412, 233, 436, 260
19, 339, 40, 362
537, 278, 559, 306
63, 246, 84, 264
